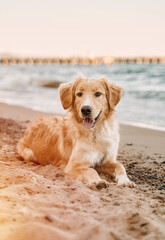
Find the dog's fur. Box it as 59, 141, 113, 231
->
17, 77, 135, 189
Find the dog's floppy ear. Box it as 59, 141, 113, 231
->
102, 78, 122, 111
59, 82, 74, 110
109, 84, 122, 110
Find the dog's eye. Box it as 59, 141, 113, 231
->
95, 92, 101, 97
77, 92, 82, 97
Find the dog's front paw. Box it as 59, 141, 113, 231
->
88, 179, 110, 190
117, 175, 136, 188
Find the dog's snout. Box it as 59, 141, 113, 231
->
81, 105, 92, 117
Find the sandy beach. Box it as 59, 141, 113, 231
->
0, 102, 165, 240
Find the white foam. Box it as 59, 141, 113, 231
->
120, 120, 165, 132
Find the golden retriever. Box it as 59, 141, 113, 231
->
17, 77, 135, 189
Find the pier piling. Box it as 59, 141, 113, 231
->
0, 57, 164, 65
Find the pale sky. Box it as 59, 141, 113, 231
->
0, 0, 165, 57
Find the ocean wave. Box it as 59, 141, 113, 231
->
0, 63, 165, 127
30, 80, 63, 88
127, 90, 165, 99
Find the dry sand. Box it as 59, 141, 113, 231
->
0, 103, 165, 240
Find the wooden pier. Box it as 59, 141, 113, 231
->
0, 56, 165, 65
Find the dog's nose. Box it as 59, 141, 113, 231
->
81, 106, 92, 117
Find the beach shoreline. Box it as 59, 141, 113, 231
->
0, 102, 164, 155
0, 102, 165, 240
1, 100, 165, 131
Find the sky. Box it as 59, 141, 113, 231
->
0, 0, 165, 57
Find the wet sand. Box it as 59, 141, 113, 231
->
0, 103, 165, 240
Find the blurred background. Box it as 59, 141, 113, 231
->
0, 0, 165, 128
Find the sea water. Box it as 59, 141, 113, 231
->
0, 63, 165, 129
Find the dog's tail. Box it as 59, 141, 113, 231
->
17, 139, 38, 163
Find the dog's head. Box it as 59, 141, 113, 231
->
59, 77, 122, 129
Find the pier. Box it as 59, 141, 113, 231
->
0, 56, 165, 65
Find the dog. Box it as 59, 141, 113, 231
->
17, 77, 135, 189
